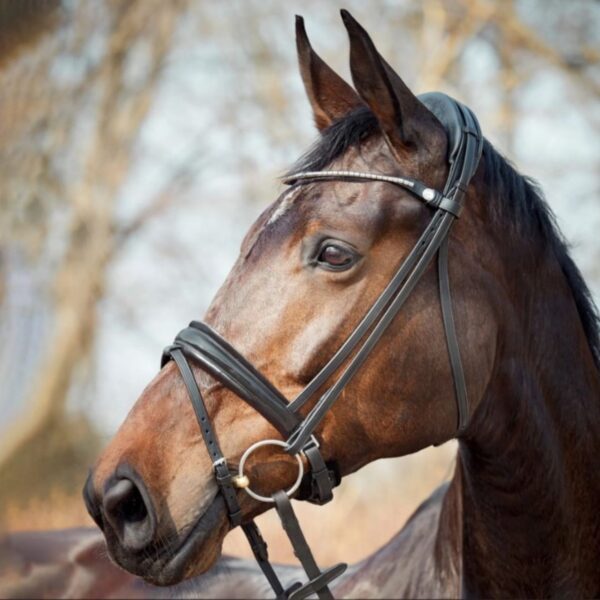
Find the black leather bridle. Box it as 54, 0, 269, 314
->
161, 93, 483, 600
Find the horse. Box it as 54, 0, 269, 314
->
82, 10, 600, 599
0, 527, 285, 598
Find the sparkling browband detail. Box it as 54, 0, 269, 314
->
283, 170, 466, 217
282, 170, 439, 205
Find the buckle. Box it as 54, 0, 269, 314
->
212, 457, 227, 469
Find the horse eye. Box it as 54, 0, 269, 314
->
317, 243, 355, 270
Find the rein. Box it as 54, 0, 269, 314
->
161, 93, 483, 600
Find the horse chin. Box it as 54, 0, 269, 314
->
107, 495, 229, 587
155, 496, 230, 585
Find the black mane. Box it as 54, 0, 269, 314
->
288, 108, 600, 368
289, 106, 378, 175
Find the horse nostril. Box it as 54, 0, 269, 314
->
103, 477, 156, 551
105, 480, 147, 523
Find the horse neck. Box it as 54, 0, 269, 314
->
451, 229, 600, 596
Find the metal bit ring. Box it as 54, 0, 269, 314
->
237, 439, 304, 503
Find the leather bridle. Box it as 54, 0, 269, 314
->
161, 93, 483, 600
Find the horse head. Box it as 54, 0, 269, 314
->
84, 11, 502, 587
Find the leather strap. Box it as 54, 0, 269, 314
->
242, 521, 288, 599
438, 239, 469, 432
287, 210, 445, 414
273, 491, 346, 600
170, 349, 242, 526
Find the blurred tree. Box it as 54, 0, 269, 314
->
0, 0, 189, 504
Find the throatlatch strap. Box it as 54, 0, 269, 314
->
170, 349, 242, 526
438, 239, 469, 432
273, 491, 346, 600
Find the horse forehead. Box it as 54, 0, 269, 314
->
237, 187, 302, 260
243, 141, 397, 256
242, 185, 355, 261
269, 182, 369, 223
267, 185, 304, 226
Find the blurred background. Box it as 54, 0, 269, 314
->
0, 0, 598, 567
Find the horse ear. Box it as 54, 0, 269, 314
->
296, 15, 363, 131
340, 10, 445, 161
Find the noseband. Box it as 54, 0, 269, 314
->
161, 93, 483, 600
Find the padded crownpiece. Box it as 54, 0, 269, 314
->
419, 92, 483, 198
419, 92, 465, 162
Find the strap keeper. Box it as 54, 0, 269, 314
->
438, 196, 463, 217
304, 435, 320, 450
213, 463, 236, 489
228, 508, 243, 527
301, 439, 335, 505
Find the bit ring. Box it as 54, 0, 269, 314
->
237, 439, 304, 503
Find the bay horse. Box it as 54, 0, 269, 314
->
83, 11, 600, 599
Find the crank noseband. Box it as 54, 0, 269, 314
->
161, 93, 483, 600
